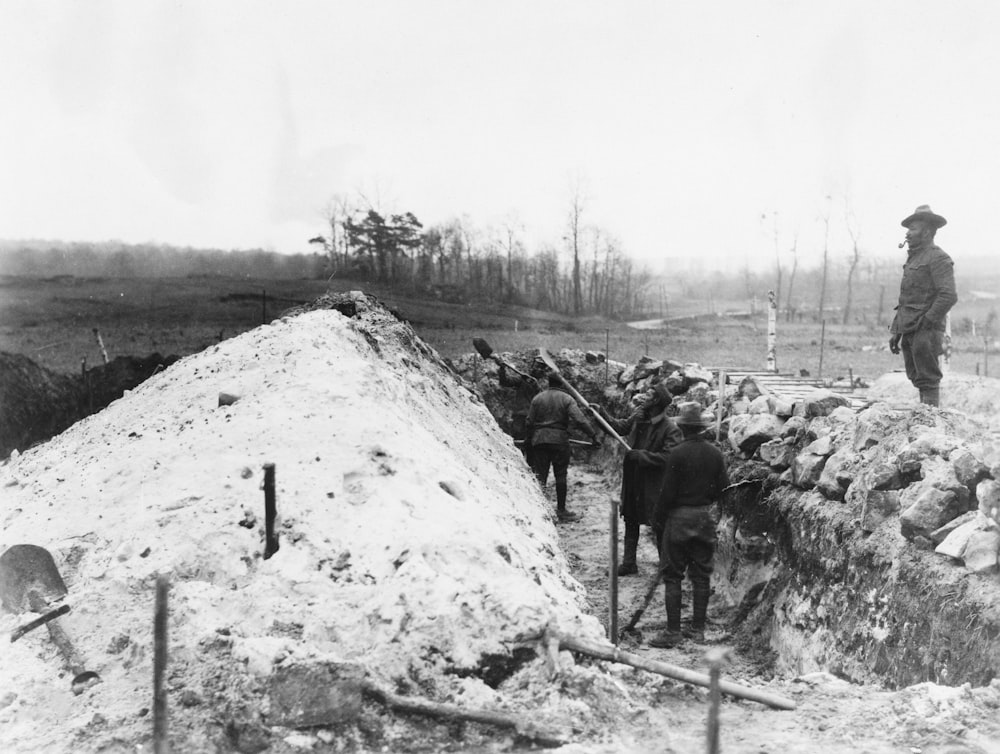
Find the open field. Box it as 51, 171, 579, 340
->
1, 274, 998, 383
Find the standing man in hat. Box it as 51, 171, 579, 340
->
889, 205, 958, 407
592, 381, 682, 575
648, 402, 728, 648
498, 357, 548, 467
526, 372, 599, 523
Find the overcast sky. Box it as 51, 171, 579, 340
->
1, 0, 996, 272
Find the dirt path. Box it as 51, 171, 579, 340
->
546, 463, 1000, 754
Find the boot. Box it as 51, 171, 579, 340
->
618, 531, 639, 576
555, 479, 568, 509
556, 508, 582, 523
685, 582, 710, 642
919, 387, 940, 407
649, 580, 684, 648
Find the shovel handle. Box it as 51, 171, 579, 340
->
537, 349, 630, 450
553, 374, 631, 450
10, 603, 70, 643
492, 355, 532, 381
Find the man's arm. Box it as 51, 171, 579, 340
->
628, 419, 681, 467
653, 454, 681, 530
923, 254, 958, 327
567, 397, 598, 441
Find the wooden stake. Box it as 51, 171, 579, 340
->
153, 575, 169, 754
92, 328, 109, 364
818, 319, 827, 380
608, 498, 619, 645
715, 370, 726, 443
263, 463, 279, 559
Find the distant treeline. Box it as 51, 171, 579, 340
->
0, 240, 323, 281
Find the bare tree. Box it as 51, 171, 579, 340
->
567, 177, 587, 315
784, 232, 799, 321
817, 196, 832, 321
500, 212, 524, 302
761, 211, 783, 308
843, 199, 862, 325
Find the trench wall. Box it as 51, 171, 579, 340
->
719, 483, 1000, 689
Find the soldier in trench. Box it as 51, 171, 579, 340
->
526, 372, 599, 523
648, 401, 728, 648
591, 380, 682, 576
498, 357, 548, 467
888, 204, 958, 407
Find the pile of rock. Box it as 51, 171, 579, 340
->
720, 374, 1000, 577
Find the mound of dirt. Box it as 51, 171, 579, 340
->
0, 294, 610, 752
0, 351, 179, 459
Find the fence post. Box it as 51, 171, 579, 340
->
941, 313, 952, 373
766, 290, 777, 373
715, 370, 726, 443
261, 289, 267, 325
605, 328, 610, 386
818, 319, 827, 380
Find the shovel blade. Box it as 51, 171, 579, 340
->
472, 337, 494, 360
0, 544, 68, 614
538, 348, 559, 373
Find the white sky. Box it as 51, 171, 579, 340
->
1, 0, 997, 272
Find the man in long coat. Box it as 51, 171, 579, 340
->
597, 381, 682, 575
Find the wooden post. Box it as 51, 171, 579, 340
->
818, 319, 827, 380
261, 289, 267, 325
92, 328, 109, 364
153, 575, 169, 754
715, 370, 726, 443
605, 329, 610, 386
263, 463, 279, 559
609, 498, 619, 645
766, 290, 777, 373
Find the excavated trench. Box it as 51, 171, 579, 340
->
465, 349, 1000, 693
715, 466, 1000, 689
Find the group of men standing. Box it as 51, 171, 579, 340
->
493, 203, 958, 650
502, 361, 728, 649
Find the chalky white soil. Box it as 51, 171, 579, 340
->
2, 300, 1000, 753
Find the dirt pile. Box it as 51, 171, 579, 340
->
0, 293, 614, 752
0, 351, 178, 458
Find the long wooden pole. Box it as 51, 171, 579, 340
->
555, 634, 796, 710
538, 349, 630, 449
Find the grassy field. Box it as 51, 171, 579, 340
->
1, 274, 997, 383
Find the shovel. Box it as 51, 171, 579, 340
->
538, 348, 631, 450
471, 338, 532, 380
0, 544, 100, 694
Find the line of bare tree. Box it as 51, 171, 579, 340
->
311, 189, 656, 318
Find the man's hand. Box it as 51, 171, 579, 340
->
624, 449, 642, 462
590, 436, 601, 448
889, 333, 901, 354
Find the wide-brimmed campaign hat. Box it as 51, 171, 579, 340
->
901, 204, 947, 229
675, 401, 712, 428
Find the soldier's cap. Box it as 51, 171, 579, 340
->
675, 401, 712, 428
902, 204, 947, 229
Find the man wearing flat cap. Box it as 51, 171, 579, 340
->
889, 205, 958, 407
